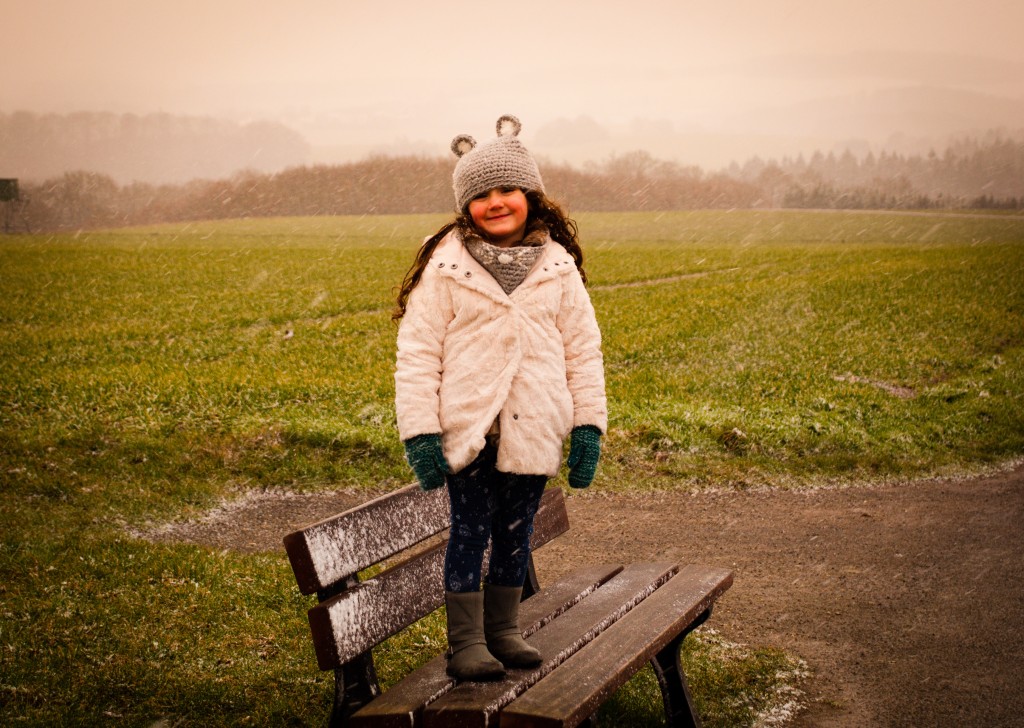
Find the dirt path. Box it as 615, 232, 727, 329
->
540, 467, 1024, 727
150, 464, 1024, 727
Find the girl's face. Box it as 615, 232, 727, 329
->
467, 187, 529, 247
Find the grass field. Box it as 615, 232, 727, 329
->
2, 210, 1023, 725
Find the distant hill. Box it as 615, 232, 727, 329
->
530, 86, 1024, 170
0, 111, 310, 184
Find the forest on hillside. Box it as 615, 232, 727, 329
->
729, 130, 1024, 210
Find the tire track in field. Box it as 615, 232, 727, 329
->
267, 266, 748, 330
591, 266, 742, 291
796, 208, 1024, 221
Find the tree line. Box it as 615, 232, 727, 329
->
731, 130, 1024, 210
8, 134, 1023, 232
12, 154, 763, 231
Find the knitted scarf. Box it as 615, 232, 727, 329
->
462, 221, 548, 295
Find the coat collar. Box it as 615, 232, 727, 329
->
430, 229, 577, 305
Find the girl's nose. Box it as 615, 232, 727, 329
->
485, 189, 504, 206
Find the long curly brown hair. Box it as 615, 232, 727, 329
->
392, 190, 585, 321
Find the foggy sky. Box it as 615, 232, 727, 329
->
4, 0, 1024, 168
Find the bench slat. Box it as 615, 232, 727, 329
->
284, 484, 450, 595
421, 562, 679, 728
349, 564, 624, 728
500, 565, 734, 728
308, 488, 571, 671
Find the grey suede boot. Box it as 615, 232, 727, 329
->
484, 584, 543, 669
445, 590, 506, 681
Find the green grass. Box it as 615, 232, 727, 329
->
2, 210, 1022, 725
583, 211, 1024, 488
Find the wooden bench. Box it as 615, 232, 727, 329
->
283, 484, 733, 727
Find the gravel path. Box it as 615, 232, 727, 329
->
148, 463, 1024, 727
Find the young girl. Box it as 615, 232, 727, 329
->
393, 115, 607, 681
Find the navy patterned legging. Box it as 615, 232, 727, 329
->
444, 442, 547, 593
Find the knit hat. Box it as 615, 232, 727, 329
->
451, 114, 545, 212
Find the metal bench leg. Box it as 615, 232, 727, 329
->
650, 607, 713, 728
329, 649, 381, 727
522, 555, 541, 599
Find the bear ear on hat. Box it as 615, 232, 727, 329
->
496, 114, 521, 137
451, 134, 476, 158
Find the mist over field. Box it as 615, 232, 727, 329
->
2, 0, 1023, 188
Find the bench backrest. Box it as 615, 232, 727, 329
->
284, 483, 570, 671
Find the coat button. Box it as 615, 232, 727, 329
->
512, 414, 519, 420
438, 262, 445, 268
465, 271, 472, 277
451, 263, 458, 269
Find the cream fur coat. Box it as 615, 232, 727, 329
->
395, 229, 607, 477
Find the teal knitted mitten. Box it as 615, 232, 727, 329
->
567, 425, 602, 488
404, 434, 450, 491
